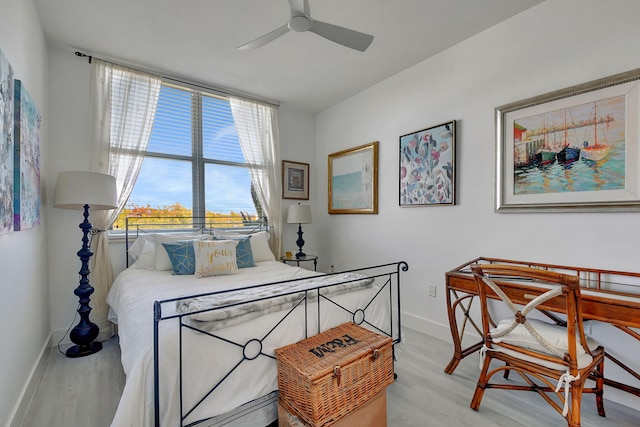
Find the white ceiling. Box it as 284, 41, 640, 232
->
34, 0, 544, 113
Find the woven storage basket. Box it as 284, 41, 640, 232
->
275, 323, 393, 427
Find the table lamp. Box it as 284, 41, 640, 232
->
286, 203, 312, 259
54, 171, 118, 358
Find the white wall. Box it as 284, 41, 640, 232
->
278, 108, 319, 265
0, 1, 49, 426
46, 45, 96, 345
315, 0, 640, 408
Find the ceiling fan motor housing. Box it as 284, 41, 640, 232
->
289, 14, 312, 32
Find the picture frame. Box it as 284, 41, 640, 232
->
328, 142, 378, 214
496, 68, 640, 212
282, 160, 309, 200
399, 120, 456, 206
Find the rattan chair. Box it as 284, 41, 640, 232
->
469, 263, 605, 427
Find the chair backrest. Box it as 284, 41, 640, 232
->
470, 263, 594, 370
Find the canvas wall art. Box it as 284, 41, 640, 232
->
399, 121, 456, 206
0, 48, 14, 235
328, 142, 378, 214
496, 68, 640, 212
14, 79, 41, 230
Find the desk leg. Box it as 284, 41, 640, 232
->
444, 287, 484, 374
313, 259, 317, 271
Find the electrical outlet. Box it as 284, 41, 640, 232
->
428, 284, 437, 297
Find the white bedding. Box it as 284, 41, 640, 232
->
107, 261, 390, 427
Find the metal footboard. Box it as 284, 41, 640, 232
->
152, 261, 407, 427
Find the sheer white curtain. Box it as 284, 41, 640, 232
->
89, 59, 161, 340
229, 97, 282, 257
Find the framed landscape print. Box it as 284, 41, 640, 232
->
282, 160, 309, 200
496, 68, 640, 212
328, 142, 378, 214
399, 121, 456, 206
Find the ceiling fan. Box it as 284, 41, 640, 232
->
238, 0, 374, 52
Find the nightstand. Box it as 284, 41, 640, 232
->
281, 255, 318, 271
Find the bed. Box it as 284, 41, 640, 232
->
106, 218, 406, 427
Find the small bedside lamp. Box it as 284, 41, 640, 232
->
54, 171, 118, 358
286, 203, 312, 259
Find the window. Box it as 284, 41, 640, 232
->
113, 83, 260, 229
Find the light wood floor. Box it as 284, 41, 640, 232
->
20, 328, 640, 426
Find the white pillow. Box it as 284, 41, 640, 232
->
127, 233, 211, 270
491, 318, 595, 355
129, 239, 156, 269
194, 240, 239, 277
127, 234, 151, 261
249, 231, 275, 262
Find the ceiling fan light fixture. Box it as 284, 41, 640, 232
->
289, 14, 312, 32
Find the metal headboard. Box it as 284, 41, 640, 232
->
124, 215, 268, 267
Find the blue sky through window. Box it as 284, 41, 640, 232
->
125, 85, 256, 215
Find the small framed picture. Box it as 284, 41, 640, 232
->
282, 160, 309, 200
399, 121, 456, 206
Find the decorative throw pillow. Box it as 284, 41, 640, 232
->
128, 233, 209, 270
214, 235, 255, 268
154, 234, 212, 271
194, 240, 239, 278
161, 240, 198, 275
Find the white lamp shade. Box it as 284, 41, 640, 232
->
287, 203, 312, 224
54, 171, 118, 210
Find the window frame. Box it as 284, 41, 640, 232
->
112, 81, 260, 232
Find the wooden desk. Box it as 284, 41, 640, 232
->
445, 257, 640, 397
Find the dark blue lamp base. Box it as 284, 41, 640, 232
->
66, 204, 102, 358
66, 341, 102, 358
295, 223, 306, 258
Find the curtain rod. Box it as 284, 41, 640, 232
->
74, 51, 280, 107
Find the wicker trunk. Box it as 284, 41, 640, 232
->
278, 391, 387, 427
275, 323, 394, 427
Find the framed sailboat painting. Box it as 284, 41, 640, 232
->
496, 67, 640, 212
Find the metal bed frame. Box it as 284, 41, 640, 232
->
153, 261, 407, 427
122, 217, 406, 427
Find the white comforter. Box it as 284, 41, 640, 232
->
107, 261, 388, 427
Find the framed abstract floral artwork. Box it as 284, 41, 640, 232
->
399, 121, 456, 206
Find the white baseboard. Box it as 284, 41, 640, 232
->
7, 333, 52, 427
51, 327, 72, 350
400, 312, 453, 342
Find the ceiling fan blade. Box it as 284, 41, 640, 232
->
237, 24, 290, 51
288, 0, 309, 16
309, 20, 374, 52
